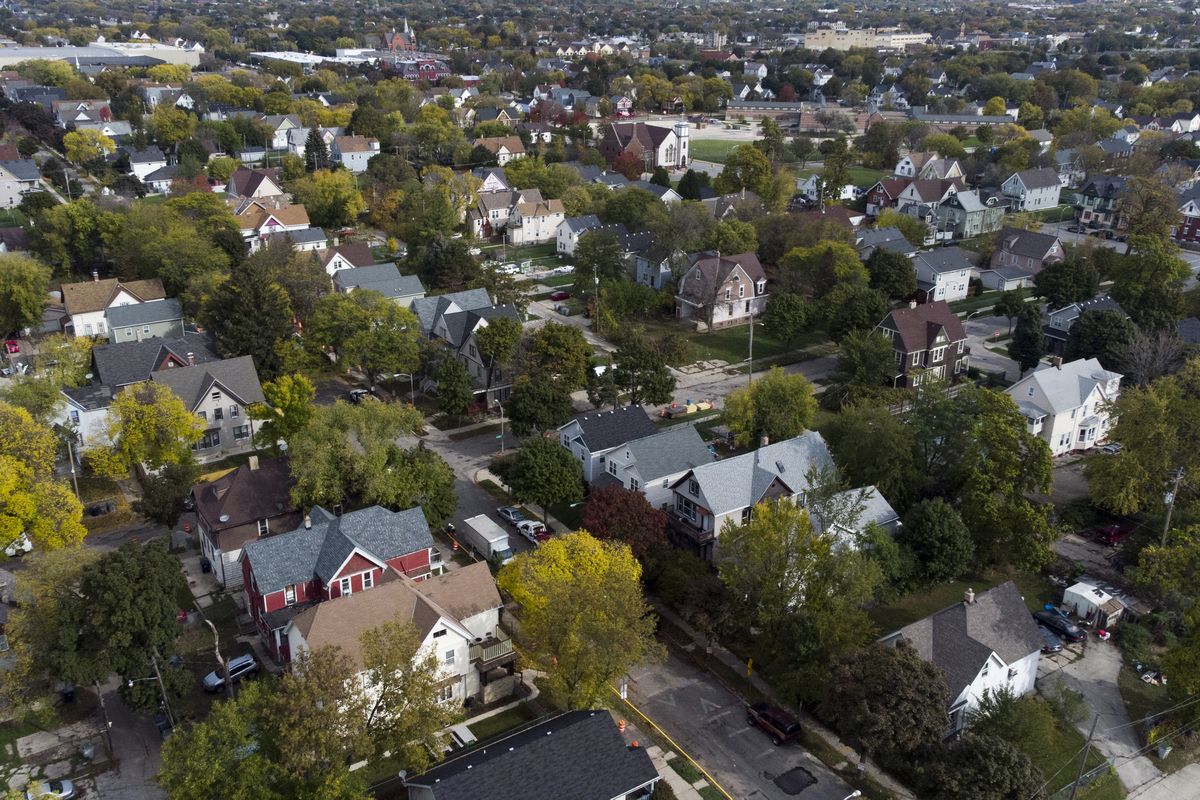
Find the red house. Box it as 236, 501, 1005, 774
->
241, 505, 436, 662
865, 177, 911, 216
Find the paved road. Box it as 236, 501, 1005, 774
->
962, 314, 1020, 382
628, 652, 854, 800
92, 680, 166, 800
1040, 220, 1200, 289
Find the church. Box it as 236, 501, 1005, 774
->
596, 121, 690, 171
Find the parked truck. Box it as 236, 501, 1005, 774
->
459, 515, 516, 565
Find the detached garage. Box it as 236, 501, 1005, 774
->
1063, 582, 1124, 629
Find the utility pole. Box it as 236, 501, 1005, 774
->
1162, 467, 1185, 547
149, 649, 176, 729
747, 307, 754, 386
1068, 716, 1099, 800
203, 618, 235, 701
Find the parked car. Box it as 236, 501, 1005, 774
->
555, 304, 574, 316
347, 388, 370, 404
746, 703, 802, 745
549, 290, 570, 301
496, 506, 527, 526
1089, 523, 1133, 547
1032, 611, 1086, 643
24, 780, 75, 800
4, 340, 18, 354
515, 519, 551, 544
1037, 626, 1064, 654
202, 653, 259, 692
154, 713, 174, 740
1098, 442, 1122, 455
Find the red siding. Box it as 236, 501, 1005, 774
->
326, 566, 384, 598
390, 549, 431, 578
335, 553, 379, 580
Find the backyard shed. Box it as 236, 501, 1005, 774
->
1063, 582, 1124, 629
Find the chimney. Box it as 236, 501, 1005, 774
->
1052, 356, 1063, 369
248, 455, 259, 471
759, 434, 769, 447
964, 587, 976, 605
91, 269, 100, 282
186, 351, 195, 365
908, 299, 917, 309
304, 514, 312, 529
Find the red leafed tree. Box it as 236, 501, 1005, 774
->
778, 84, 796, 102
581, 485, 668, 561
611, 149, 645, 180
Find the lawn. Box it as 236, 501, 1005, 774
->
1117, 666, 1170, 728
1033, 205, 1076, 223
867, 570, 1053, 633
540, 273, 575, 288
0, 208, 26, 226
948, 290, 1003, 315
134, 194, 168, 206
1031, 704, 1123, 800
466, 703, 540, 742
637, 317, 818, 367
688, 139, 743, 164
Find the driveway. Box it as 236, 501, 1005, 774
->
1038, 641, 1161, 793
92, 681, 166, 800
628, 653, 854, 800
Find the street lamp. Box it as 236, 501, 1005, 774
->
493, 400, 505, 454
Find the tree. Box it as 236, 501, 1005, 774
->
898, 499, 974, 583
719, 500, 881, 701
1007, 303, 1045, 374
0, 407, 85, 551
573, 230, 626, 298
1110, 235, 1190, 332
149, 105, 197, 148
250, 373, 316, 450
677, 169, 708, 200
87, 383, 204, 477
723, 367, 816, 448
649, 166, 671, 187
134, 459, 199, 528
247, 240, 330, 324
761, 293, 811, 348
611, 150, 644, 180
713, 145, 772, 197
497, 532, 663, 708
821, 403, 916, 512
581, 485, 668, 562
928, 734, 1045, 800
1033, 254, 1100, 309
0, 254, 51, 336
358, 444, 457, 525
475, 315, 522, 392
703, 218, 757, 255
777, 241, 866, 298
304, 128, 329, 172
205, 260, 295, 380
435, 356, 473, 418
62, 129, 115, 165
920, 133, 967, 159
1117, 176, 1184, 240
1065, 309, 1136, 368
525, 322, 593, 389
0, 375, 63, 423
822, 643, 949, 760
506, 376, 574, 435
1115, 329, 1186, 388
112, 204, 232, 296
992, 289, 1027, 335
290, 169, 366, 229
982, 96, 1007, 116
825, 330, 896, 409
875, 208, 929, 249
612, 335, 676, 405
865, 248, 917, 301
506, 436, 583, 522
825, 283, 889, 343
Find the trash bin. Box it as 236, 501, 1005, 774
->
60, 685, 75, 703
200, 557, 211, 573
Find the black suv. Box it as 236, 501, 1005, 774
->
747, 703, 802, 745
1033, 611, 1086, 643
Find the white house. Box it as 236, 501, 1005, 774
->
913, 247, 974, 303
1006, 357, 1122, 456
127, 147, 167, 181
880, 582, 1043, 734
1001, 167, 1062, 212
330, 135, 380, 174
596, 423, 714, 509
61, 277, 167, 338
475, 136, 525, 166
0, 160, 39, 207
555, 214, 603, 255
507, 199, 565, 245
558, 406, 658, 484
796, 173, 857, 203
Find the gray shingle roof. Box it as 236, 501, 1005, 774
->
0, 159, 39, 181
105, 298, 183, 328
1006, 358, 1120, 415
63, 383, 115, 411
566, 405, 657, 453
560, 214, 601, 233
143, 164, 178, 182
92, 333, 219, 387
412, 289, 493, 334
678, 432, 834, 516
150, 355, 265, 410
994, 227, 1061, 260
406, 710, 658, 800
915, 246, 975, 274
1012, 167, 1060, 190
618, 424, 713, 481
334, 265, 424, 300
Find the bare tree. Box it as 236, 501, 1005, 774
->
1115, 329, 1186, 387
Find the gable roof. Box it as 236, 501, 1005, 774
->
561, 214, 602, 234
995, 227, 1061, 260
1007, 357, 1121, 416
883, 581, 1043, 704
856, 227, 916, 258
150, 355, 265, 410
226, 166, 283, 198
192, 455, 297, 535
680, 251, 767, 304
563, 405, 657, 453
62, 278, 166, 316
439, 304, 520, 350
0, 159, 40, 182
476, 135, 525, 156
334, 265, 424, 300
105, 297, 183, 329
517, 198, 565, 218
880, 301, 967, 351
406, 710, 658, 800
320, 243, 376, 270
242, 505, 434, 594
914, 247, 975, 275
412, 289, 494, 334
1010, 167, 1061, 190
616, 423, 713, 481
92, 333, 219, 387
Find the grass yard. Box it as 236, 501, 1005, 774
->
1034, 205, 1076, 223
134, 194, 168, 206
687, 139, 743, 163
1118, 666, 1170, 728
867, 570, 1054, 633
637, 317, 819, 367
547, 498, 584, 530
0, 208, 26, 226
466, 703, 541, 742
540, 273, 575, 288
948, 290, 1003, 315
1033, 706, 1123, 799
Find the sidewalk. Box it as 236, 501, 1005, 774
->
651, 601, 916, 800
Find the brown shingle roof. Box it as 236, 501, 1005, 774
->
234, 200, 310, 232
319, 243, 376, 269
62, 278, 166, 316
333, 135, 375, 153
881, 300, 966, 352
192, 455, 297, 540
475, 135, 525, 156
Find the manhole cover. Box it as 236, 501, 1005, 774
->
774, 766, 817, 795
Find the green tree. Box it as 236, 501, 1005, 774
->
0, 404, 86, 551
1065, 309, 1136, 368
573, 229, 626, 300
820, 403, 916, 511
507, 436, 583, 522
777, 241, 866, 298
866, 248, 917, 300
1007, 303, 1045, 374
497, 532, 663, 708
677, 169, 708, 200
525, 322, 593, 389
703, 218, 758, 255
713, 144, 773, 197
982, 96, 1007, 116
920, 132, 967, 159
1117, 176, 1184, 241
358, 444, 457, 525
898, 498, 974, 583
761, 293, 811, 348
474, 315, 522, 392
825, 330, 896, 409
29, 199, 122, 272
205, 260, 294, 380
723, 367, 817, 447
1109, 235, 1190, 331
435, 356, 474, 418
876, 208, 929, 249
113, 204, 232, 296
304, 128, 329, 172
928, 734, 1046, 800
0, 254, 51, 336
1033, 253, 1100, 309
612, 335, 676, 405
0, 375, 63, 423
87, 383, 204, 477
649, 166, 671, 187
825, 283, 889, 342
822, 643, 949, 761
992, 288, 1027, 334
62, 129, 115, 165
290, 169, 366, 229
250, 373, 316, 450
149, 104, 197, 148
134, 459, 199, 528
506, 376, 574, 435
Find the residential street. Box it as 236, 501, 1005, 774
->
628, 653, 855, 800
91, 680, 166, 800
961, 314, 1020, 382
1040, 220, 1200, 289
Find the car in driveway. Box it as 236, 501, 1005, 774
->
1033, 610, 1087, 643
25, 780, 75, 799
1038, 626, 1064, 654
515, 519, 551, 544
549, 290, 570, 301
496, 506, 527, 526
1088, 522, 1133, 547
1098, 442, 1122, 455
746, 702, 802, 745
203, 653, 259, 692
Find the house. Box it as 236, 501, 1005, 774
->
62, 277, 167, 338
105, 297, 184, 342
893, 152, 962, 180
634, 247, 685, 291
936, 190, 1006, 240
896, 178, 962, 220
743, 61, 768, 80
1007, 358, 1121, 456
225, 166, 285, 199
90, 333, 219, 388
666, 432, 835, 561
141, 164, 179, 194
1043, 294, 1127, 355
630, 180, 682, 204
405, 710, 659, 800
913, 247, 974, 303
233, 198, 312, 251
258, 114, 303, 150
797, 173, 856, 203
675, 251, 768, 330
1027, 129, 1054, 152
856, 227, 917, 260
879, 582, 1043, 735
1175, 186, 1200, 245
594, 423, 714, 509
52, 99, 112, 128
597, 121, 690, 170
425, 293, 521, 405
475, 136, 526, 166
864, 177, 911, 216
474, 167, 509, 194
0, 159, 39, 207
877, 301, 969, 388
193, 455, 301, 587
1074, 176, 1127, 234
507, 199, 565, 245
558, 406, 657, 483
986, 228, 1064, 288
241, 504, 438, 662
319, 243, 377, 276
811, 486, 901, 542
555, 214, 603, 256
152, 355, 265, 459
333, 265, 426, 306
289, 559, 517, 706
263, 227, 328, 253
699, 191, 762, 219
1001, 168, 1062, 212
127, 147, 167, 181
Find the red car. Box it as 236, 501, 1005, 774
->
747, 703, 802, 745
1089, 523, 1134, 547
549, 291, 570, 301
4, 340, 18, 354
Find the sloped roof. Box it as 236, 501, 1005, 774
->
333, 264, 424, 300
476, 135, 525, 155
517, 199, 565, 218
150, 355, 265, 411
564, 405, 657, 453
0, 159, 39, 181
407, 710, 658, 800
677, 432, 834, 516
560, 214, 602, 233
92, 333, 218, 387
62, 278, 166, 316
439, 304, 520, 350
412, 288, 493, 334
320, 243, 376, 270
105, 297, 182, 328
333, 135, 376, 153
1011, 167, 1061, 190
914, 246, 975, 275
1007, 358, 1121, 415
880, 300, 967, 352
226, 166, 282, 198
618, 423, 713, 481
192, 456, 296, 535
679, 251, 766, 304
994, 227, 1061, 260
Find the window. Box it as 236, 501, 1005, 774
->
211, 390, 222, 402
608, 459, 617, 476
363, 571, 374, 589
911, 351, 921, 366
284, 584, 296, 605
197, 411, 207, 421
931, 346, 946, 362
339, 577, 352, 596
141, 325, 150, 336
741, 507, 752, 523
629, 477, 640, 491
662, 478, 669, 488
213, 407, 224, 421
981, 661, 990, 678
257, 519, 269, 536
233, 425, 250, 441
469, 344, 477, 358
724, 288, 731, 300
738, 284, 745, 298
444, 649, 456, 665
69, 410, 80, 425
433, 629, 447, 638
757, 280, 765, 294
195, 429, 220, 450
230, 405, 239, 418
436, 684, 455, 703
688, 478, 699, 496
676, 495, 699, 522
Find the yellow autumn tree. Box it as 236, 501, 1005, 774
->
0, 402, 85, 549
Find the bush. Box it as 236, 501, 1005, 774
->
1044, 681, 1088, 725
1114, 621, 1153, 666
652, 781, 679, 800
656, 333, 689, 367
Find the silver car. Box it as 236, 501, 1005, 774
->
496, 506, 527, 526
25, 780, 75, 800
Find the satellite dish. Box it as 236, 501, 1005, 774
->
219, 514, 230, 523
